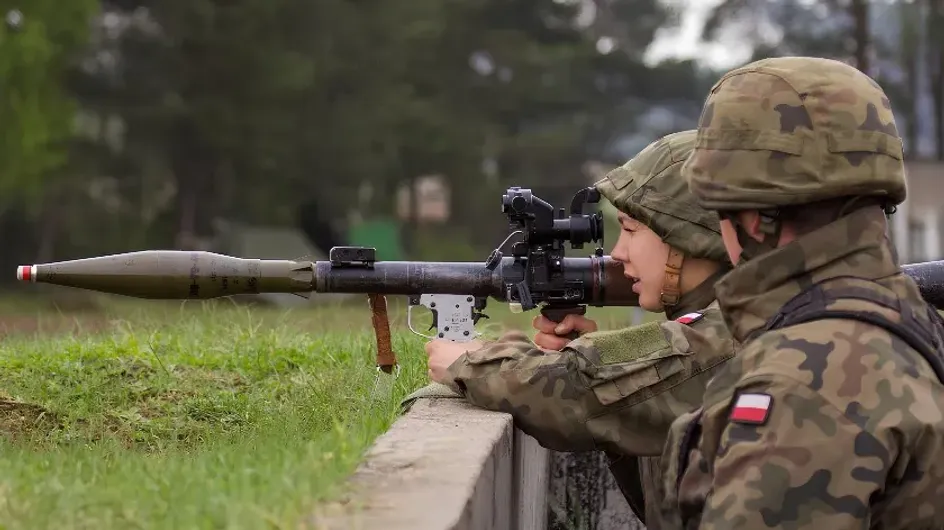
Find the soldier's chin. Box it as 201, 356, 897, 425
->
637, 291, 662, 313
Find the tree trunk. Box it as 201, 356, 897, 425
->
930, 0, 944, 160
35, 184, 63, 263
905, 54, 919, 158
171, 123, 218, 250
175, 180, 198, 250
403, 172, 420, 257
937, 58, 944, 161
902, 1, 920, 158
851, 0, 870, 74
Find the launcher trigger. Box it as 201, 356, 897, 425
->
407, 294, 479, 342
471, 296, 490, 325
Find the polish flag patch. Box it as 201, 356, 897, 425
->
729, 393, 772, 425
675, 312, 704, 325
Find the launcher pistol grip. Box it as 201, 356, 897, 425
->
539, 304, 587, 341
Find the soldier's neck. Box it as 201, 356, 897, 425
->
713, 206, 900, 343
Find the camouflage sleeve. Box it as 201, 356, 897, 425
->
443, 319, 721, 455
442, 329, 600, 451
695, 374, 886, 529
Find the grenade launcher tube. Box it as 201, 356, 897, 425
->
313, 260, 500, 296
314, 255, 639, 306
17, 250, 640, 306
18, 251, 944, 309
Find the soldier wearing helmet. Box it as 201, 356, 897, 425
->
658, 56, 944, 529
410, 130, 739, 527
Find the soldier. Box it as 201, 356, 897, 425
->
416, 129, 739, 527
659, 56, 944, 529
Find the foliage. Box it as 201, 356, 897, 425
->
5, 0, 941, 268
0, 1, 99, 208
1, 0, 713, 268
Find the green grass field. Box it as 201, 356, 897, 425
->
0, 292, 648, 529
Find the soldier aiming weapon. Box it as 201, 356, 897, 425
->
14, 187, 640, 373
14, 185, 944, 373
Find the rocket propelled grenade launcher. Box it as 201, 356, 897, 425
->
16, 187, 639, 373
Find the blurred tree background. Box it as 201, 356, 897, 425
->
0, 0, 938, 279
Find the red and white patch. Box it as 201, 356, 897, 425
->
675, 312, 703, 325
729, 393, 772, 425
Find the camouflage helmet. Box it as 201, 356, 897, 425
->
683, 56, 907, 212
594, 130, 731, 306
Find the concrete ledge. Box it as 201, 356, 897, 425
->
310, 397, 643, 530
311, 397, 546, 530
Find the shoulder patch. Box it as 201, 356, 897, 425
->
675, 312, 704, 325
729, 393, 772, 425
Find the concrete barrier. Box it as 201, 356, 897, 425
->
311, 397, 646, 530
547, 451, 644, 530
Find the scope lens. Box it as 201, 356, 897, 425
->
511, 196, 528, 213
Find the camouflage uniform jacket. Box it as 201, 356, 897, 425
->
657, 207, 944, 530
443, 269, 737, 526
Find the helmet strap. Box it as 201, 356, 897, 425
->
661, 246, 685, 307
725, 209, 782, 263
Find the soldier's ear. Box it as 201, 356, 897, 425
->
738, 211, 765, 243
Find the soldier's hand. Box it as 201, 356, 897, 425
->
532, 314, 597, 351
424, 339, 484, 383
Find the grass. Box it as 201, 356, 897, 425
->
0, 293, 651, 529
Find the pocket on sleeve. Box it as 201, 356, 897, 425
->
589, 350, 687, 407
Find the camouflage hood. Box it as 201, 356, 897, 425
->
594, 130, 729, 264
682, 56, 907, 212
713, 205, 898, 342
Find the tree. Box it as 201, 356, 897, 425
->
61, 0, 705, 261
700, 0, 867, 67
85, 0, 352, 248
0, 2, 99, 211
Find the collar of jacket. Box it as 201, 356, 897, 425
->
713, 206, 901, 343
